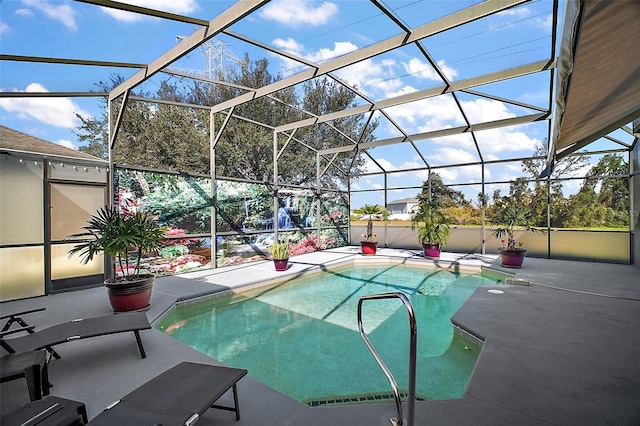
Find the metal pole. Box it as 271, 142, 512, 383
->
210, 109, 217, 268
274, 131, 279, 242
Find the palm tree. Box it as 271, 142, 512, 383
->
491, 205, 543, 250
354, 204, 388, 241
411, 197, 450, 246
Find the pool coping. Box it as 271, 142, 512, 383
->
154, 250, 499, 332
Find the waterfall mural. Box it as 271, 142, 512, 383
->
115, 168, 349, 272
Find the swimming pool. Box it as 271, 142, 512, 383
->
156, 262, 496, 404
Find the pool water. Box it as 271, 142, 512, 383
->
156, 263, 495, 404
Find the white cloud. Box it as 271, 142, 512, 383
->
0, 22, 9, 35
403, 58, 441, 81
273, 37, 305, 55
260, 0, 338, 27
306, 41, 358, 63
15, 8, 34, 17
22, 0, 77, 30
475, 127, 539, 155
496, 6, 531, 20
56, 139, 78, 150
462, 98, 513, 123
537, 14, 553, 33
385, 95, 464, 132
100, 0, 199, 23
275, 39, 359, 77
429, 147, 478, 165
0, 83, 92, 129
434, 60, 457, 81
336, 58, 401, 95
365, 157, 392, 173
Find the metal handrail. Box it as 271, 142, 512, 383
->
357, 292, 417, 426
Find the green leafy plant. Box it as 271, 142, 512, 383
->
411, 197, 450, 246
269, 240, 291, 260
159, 245, 189, 258
354, 204, 389, 241
490, 205, 544, 250
67, 206, 166, 280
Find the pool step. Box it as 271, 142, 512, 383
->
304, 392, 428, 407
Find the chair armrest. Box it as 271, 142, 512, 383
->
0, 307, 46, 321
0, 325, 36, 338
21, 403, 62, 426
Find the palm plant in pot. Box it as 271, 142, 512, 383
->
67, 206, 166, 312
490, 205, 544, 268
353, 204, 389, 255
411, 197, 450, 258
269, 240, 290, 271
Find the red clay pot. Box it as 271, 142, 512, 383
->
361, 241, 378, 255
105, 274, 154, 312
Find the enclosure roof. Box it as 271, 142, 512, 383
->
551, 0, 640, 160
1, 0, 637, 180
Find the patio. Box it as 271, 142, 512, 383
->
2, 247, 639, 425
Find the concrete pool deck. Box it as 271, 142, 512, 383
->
1, 246, 639, 425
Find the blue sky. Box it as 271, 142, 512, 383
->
0, 0, 633, 206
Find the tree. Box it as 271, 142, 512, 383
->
520, 140, 591, 227
521, 139, 590, 180
205, 60, 375, 187
74, 75, 126, 159
564, 154, 629, 228
76, 56, 375, 188
418, 173, 480, 225
418, 173, 469, 207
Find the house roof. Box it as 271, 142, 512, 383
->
387, 198, 418, 205
0, 125, 105, 162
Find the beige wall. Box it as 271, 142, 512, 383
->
351, 223, 631, 264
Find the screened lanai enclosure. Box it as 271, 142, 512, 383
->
1, 0, 639, 300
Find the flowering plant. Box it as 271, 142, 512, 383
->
362, 233, 377, 242
500, 238, 524, 250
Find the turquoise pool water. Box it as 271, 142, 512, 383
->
156, 263, 495, 404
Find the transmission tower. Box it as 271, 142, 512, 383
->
171, 37, 240, 78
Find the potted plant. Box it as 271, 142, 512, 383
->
411, 197, 450, 258
269, 240, 291, 271
490, 205, 544, 268
67, 206, 166, 312
354, 204, 388, 255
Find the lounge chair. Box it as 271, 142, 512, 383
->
0, 311, 151, 359
88, 362, 248, 425
1, 395, 88, 426
1, 307, 47, 332
0, 349, 49, 401
1, 308, 62, 359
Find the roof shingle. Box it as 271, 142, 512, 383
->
0, 125, 105, 161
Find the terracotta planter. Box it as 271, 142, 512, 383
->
105, 274, 154, 312
499, 248, 527, 268
361, 241, 378, 255
273, 259, 289, 271
422, 242, 441, 258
